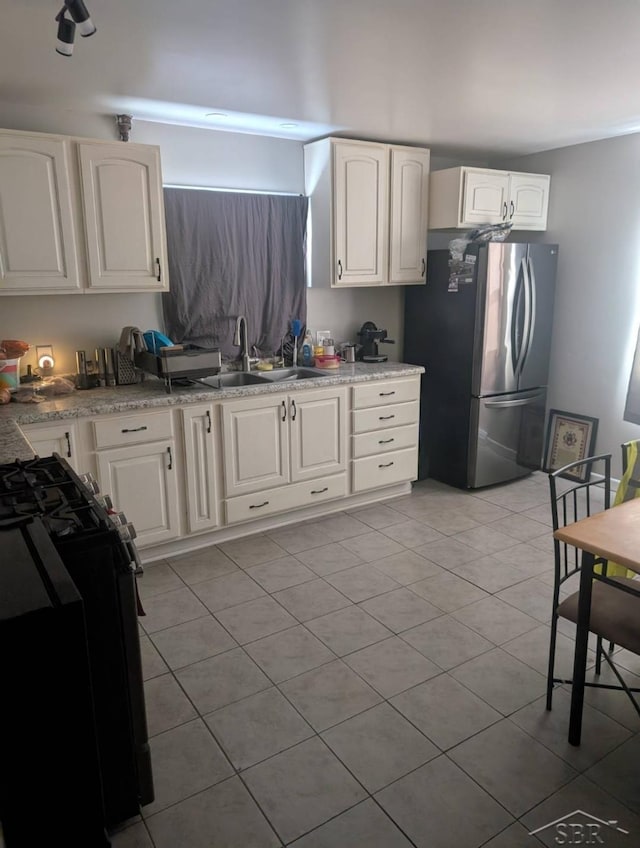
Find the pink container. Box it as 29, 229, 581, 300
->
0, 358, 20, 392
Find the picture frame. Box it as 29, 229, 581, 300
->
543, 409, 599, 482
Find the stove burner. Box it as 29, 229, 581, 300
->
0, 455, 106, 538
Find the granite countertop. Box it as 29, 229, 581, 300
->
0, 362, 424, 464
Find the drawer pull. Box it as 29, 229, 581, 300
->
378, 414, 395, 421
121, 426, 148, 433
378, 438, 395, 444
206, 409, 212, 434
379, 391, 396, 397
378, 461, 394, 468
249, 501, 270, 509
167, 446, 173, 470
310, 487, 329, 495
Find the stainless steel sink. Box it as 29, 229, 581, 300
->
200, 372, 272, 388
262, 367, 331, 382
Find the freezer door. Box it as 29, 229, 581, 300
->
473, 243, 528, 396
468, 389, 546, 488
517, 244, 558, 391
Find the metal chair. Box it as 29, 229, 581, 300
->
546, 453, 640, 715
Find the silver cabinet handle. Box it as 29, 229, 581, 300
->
249, 501, 269, 509
122, 426, 148, 433
167, 446, 173, 470
311, 487, 329, 495
156, 257, 161, 282
64, 431, 72, 458
378, 461, 394, 468
206, 409, 212, 434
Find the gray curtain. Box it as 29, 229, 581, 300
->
162, 188, 308, 361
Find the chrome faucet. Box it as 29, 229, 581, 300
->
233, 315, 251, 371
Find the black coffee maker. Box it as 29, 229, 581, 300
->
357, 321, 395, 362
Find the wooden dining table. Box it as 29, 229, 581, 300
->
553, 497, 640, 745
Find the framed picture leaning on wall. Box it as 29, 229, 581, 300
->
544, 409, 599, 482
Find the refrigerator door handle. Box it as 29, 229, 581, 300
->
519, 255, 537, 374
515, 256, 532, 377
483, 394, 544, 409
511, 258, 527, 375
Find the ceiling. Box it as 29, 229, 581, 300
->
2, 0, 640, 157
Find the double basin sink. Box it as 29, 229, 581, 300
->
201, 367, 331, 390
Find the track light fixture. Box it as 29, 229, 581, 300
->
55, 1, 96, 57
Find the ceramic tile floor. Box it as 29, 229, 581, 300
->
110, 474, 640, 848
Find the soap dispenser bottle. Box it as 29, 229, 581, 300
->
302, 331, 313, 366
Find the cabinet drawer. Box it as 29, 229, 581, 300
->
352, 423, 418, 458
352, 378, 419, 409
93, 410, 173, 449
352, 401, 419, 434
225, 473, 347, 525
352, 447, 418, 493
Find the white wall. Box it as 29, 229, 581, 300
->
0, 105, 411, 371
498, 133, 640, 476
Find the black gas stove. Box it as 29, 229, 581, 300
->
0, 454, 153, 847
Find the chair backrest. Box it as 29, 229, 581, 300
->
548, 454, 612, 586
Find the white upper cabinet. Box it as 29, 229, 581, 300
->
429, 166, 550, 231
304, 137, 430, 287
389, 146, 430, 284
507, 172, 550, 229
0, 134, 81, 293
79, 143, 168, 292
333, 141, 388, 285
0, 129, 169, 295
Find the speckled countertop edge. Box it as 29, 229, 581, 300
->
0, 362, 424, 463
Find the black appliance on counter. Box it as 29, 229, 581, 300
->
0, 455, 153, 847
356, 321, 395, 362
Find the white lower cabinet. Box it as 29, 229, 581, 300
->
22, 421, 81, 471
61, 374, 421, 550
351, 377, 420, 493
181, 403, 218, 533
93, 410, 180, 547
221, 387, 348, 522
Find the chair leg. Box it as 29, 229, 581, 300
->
595, 635, 603, 675
546, 613, 559, 710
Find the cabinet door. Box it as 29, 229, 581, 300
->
22, 422, 81, 471
461, 169, 510, 226
78, 143, 168, 292
0, 134, 81, 293
181, 404, 218, 533
509, 173, 550, 230
289, 388, 347, 482
221, 394, 289, 497
389, 147, 430, 285
96, 441, 180, 547
333, 141, 388, 286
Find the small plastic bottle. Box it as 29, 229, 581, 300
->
302, 331, 313, 366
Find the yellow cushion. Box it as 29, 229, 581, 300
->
597, 440, 640, 579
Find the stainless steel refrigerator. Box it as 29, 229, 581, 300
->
404, 242, 558, 488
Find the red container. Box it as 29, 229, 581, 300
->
314, 354, 341, 369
